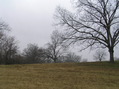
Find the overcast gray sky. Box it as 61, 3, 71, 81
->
0, 0, 72, 49
0, 0, 118, 61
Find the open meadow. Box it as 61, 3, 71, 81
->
0, 62, 119, 89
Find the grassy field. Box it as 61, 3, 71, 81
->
0, 62, 119, 89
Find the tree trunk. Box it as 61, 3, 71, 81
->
109, 48, 114, 63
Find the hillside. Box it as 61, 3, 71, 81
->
0, 62, 119, 89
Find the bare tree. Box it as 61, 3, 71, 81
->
64, 52, 81, 63
55, 0, 119, 63
0, 21, 9, 38
93, 49, 107, 62
0, 21, 18, 64
23, 44, 39, 63
0, 21, 9, 31
45, 30, 66, 63
0, 21, 10, 49
23, 44, 46, 64
0, 36, 18, 64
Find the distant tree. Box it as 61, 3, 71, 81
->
12, 54, 24, 64
0, 36, 18, 64
0, 20, 9, 31
0, 21, 9, 40
23, 44, 39, 63
38, 48, 47, 63
93, 49, 107, 62
0, 21, 19, 64
64, 52, 81, 63
23, 44, 46, 64
0, 21, 10, 57
55, 0, 119, 63
45, 30, 67, 63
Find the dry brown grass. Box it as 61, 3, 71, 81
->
0, 62, 119, 89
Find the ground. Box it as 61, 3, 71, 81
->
0, 62, 119, 89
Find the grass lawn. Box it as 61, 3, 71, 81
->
0, 62, 119, 89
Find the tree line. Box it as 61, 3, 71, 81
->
0, 22, 82, 64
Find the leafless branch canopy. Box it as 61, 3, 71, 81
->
55, 0, 119, 51
45, 30, 67, 62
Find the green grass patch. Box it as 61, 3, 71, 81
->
0, 62, 119, 89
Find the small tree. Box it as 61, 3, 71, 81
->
23, 44, 46, 64
23, 44, 40, 63
45, 30, 66, 63
64, 52, 81, 63
93, 49, 107, 62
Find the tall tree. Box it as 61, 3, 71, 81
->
55, 0, 119, 63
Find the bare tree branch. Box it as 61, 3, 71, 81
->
55, 0, 119, 62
